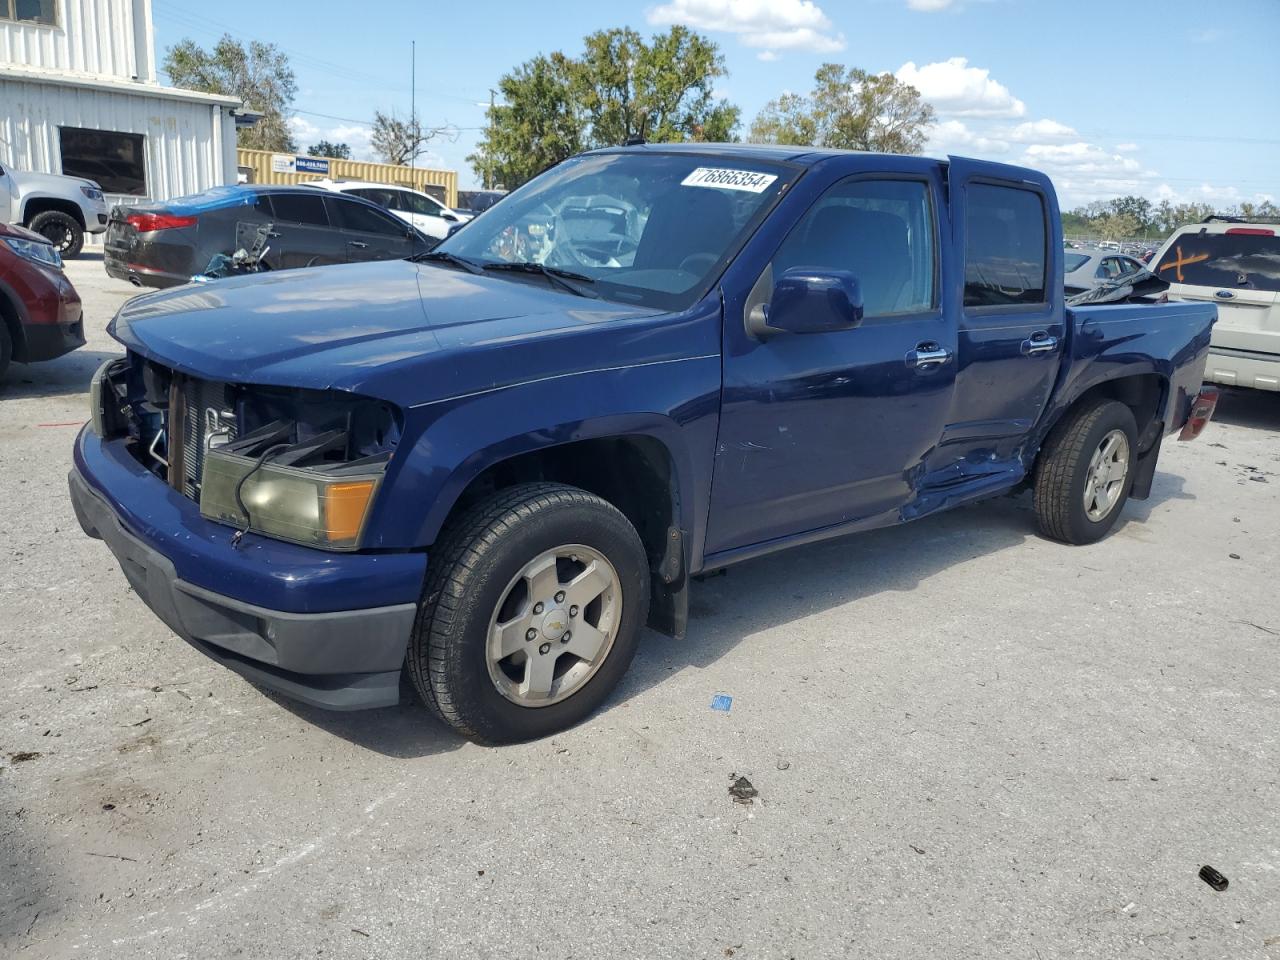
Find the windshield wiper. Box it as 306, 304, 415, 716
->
483, 261, 599, 298
414, 250, 484, 274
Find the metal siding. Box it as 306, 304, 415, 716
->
236, 148, 458, 207
0, 0, 142, 79
0, 78, 235, 205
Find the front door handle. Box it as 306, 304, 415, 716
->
348, 240, 368, 249
1022, 333, 1058, 355
908, 342, 953, 369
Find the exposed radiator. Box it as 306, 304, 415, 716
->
175, 377, 237, 500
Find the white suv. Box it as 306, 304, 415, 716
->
1151, 217, 1280, 391
304, 179, 470, 241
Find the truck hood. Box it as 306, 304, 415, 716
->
13, 169, 100, 193
110, 259, 684, 407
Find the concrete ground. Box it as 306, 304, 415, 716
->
1, 257, 1278, 960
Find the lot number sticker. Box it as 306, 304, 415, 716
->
681, 167, 778, 193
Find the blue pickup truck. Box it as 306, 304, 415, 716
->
70, 146, 1219, 743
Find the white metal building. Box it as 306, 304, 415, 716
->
0, 0, 242, 214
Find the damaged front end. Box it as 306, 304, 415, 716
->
89, 353, 402, 551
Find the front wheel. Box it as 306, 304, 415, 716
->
1033, 399, 1138, 544
28, 210, 84, 259
408, 483, 650, 743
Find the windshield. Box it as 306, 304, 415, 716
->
1154, 230, 1280, 292
433, 152, 796, 310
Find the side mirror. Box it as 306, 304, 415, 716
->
747, 267, 864, 339
442, 212, 459, 222
446, 221, 467, 238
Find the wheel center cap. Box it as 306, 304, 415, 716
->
540, 609, 568, 641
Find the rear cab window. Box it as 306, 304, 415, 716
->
963, 183, 1048, 307
1154, 230, 1280, 291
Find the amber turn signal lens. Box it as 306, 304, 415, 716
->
322, 480, 378, 544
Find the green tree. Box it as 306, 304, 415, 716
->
1096, 212, 1140, 242
307, 140, 352, 160
749, 64, 935, 154
164, 35, 297, 152
469, 26, 739, 189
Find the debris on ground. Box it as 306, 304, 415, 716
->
9, 752, 40, 763
776, 759, 790, 771
1199, 865, 1229, 891
710, 694, 733, 712
729, 775, 758, 804
1229, 553, 1241, 560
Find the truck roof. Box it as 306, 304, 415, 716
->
593, 141, 956, 169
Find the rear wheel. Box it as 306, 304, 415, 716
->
408, 482, 650, 743
28, 210, 84, 259
1034, 399, 1138, 544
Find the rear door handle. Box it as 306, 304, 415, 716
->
908, 342, 953, 369
1021, 333, 1058, 356
348, 240, 368, 249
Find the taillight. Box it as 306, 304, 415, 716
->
126, 212, 197, 232
1178, 386, 1220, 441
1225, 227, 1274, 236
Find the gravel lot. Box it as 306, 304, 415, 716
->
2, 257, 1278, 959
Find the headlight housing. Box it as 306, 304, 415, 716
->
200, 450, 382, 551
3, 235, 62, 269
80, 185, 105, 202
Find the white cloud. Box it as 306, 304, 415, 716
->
1021, 142, 1144, 176
647, 0, 845, 55
1153, 182, 1275, 208
1115, 142, 1139, 153
895, 57, 1026, 117
1009, 118, 1077, 142
925, 119, 1009, 156
288, 115, 376, 162
756, 50, 780, 61
907, 0, 955, 9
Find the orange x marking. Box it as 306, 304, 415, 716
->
1157, 245, 1210, 282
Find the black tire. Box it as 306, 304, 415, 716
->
28, 210, 84, 259
1034, 399, 1138, 545
408, 482, 650, 744
0, 322, 11, 378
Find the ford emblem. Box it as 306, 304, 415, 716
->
1214, 290, 1235, 300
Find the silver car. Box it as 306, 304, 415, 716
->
1064, 248, 1146, 294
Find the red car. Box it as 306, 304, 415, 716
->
0, 221, 84, 377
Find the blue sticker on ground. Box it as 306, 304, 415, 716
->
710, 694, 733, 712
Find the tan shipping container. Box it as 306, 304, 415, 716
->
237, 148, 457, 207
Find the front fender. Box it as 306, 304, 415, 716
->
361, 355, 722, 566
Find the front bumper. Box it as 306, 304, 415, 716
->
23, 316, 85, 362
69, 429, 427, 710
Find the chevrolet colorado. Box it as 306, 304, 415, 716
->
69, 146, 1219, 743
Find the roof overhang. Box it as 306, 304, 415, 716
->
0, 66, 242, 107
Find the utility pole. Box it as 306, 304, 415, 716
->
485, 88, 496, 190
410, 40, 416, 172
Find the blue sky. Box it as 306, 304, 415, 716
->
153, 0, 1280, 209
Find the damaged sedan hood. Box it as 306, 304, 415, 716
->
110, 259, 667, 407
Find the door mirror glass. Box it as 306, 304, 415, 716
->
442, 212, 458, 222
749, 268, 864, 338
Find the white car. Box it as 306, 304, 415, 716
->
1063, 247, 1146, 294
1151, 217, 1280, 391
305, 179, 469, 240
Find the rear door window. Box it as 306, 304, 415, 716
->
328, 196, 409, 236
1154, 231, 1280, 291
268, 193, 330, 226
963, 183, 1047, 307
1065, 253, 1090, 272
